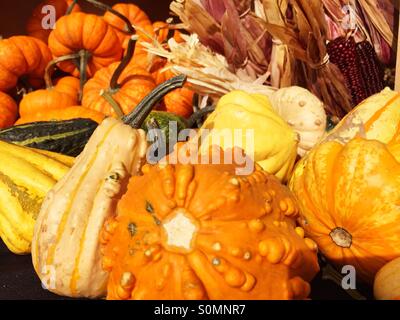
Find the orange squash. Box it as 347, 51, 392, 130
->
0, 92, 18, 129
16, 106, 106, 125
26, 0, 80, 44
48, 12, 123, 77
82, 36, 156, 117
19, 77, 80, 118
100, 149, 319, 300
290, 88, 400, 284
155, 65, 194, 118
0, 36, 52, 92
103, 3, 154, 51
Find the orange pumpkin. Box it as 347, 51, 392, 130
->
0, 92, 18, 129
48, 12, 123, 77
16, 106, 106, 125
82, 62, 155, 117
154, 65, 194, 118
26, 0, 80, 44
100, 150, 319, 300
19, 76, 80, 118
0, 36, 52, 92
103, 3, 154, 51
290, 88, 400, 284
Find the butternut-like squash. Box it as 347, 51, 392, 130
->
31, 75, 187, 298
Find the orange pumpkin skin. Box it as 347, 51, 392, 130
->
155, 66, 194, 118
53, 76, 80, 100
101, 155, 319, 300
103, 3, 154, 51
48, 12, 123, 77
82, 63, 156, 117
26, 0, 80, 44
290, 137, 400, 284
0, 92, 18, 129
16, 106, 106, 125
19, 77, 80, 118
0, 36, 52, 92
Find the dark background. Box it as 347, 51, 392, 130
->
0, 0, 171, 38
0, 0, 374, 300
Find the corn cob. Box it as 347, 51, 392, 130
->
355, 40, 385, 97
327, 36, 367, 106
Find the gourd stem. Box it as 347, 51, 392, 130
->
84, 0, 135, 34
186, 106, 215, 128
110, 37, 136, 91
44, 52, 82, 89
66, 0, 78, 15
100, 90, 124, 118
123, 75, 187, 129
78, 49, 90, 102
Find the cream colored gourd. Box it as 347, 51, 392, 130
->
374, 258, 400, 300
31, 75, 187, 298
270, 87, 327, 157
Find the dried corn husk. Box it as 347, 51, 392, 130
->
266, 0, 353, 118
143, 33, 276, 98
255, 0, 294, 87
170, 0, 273, 81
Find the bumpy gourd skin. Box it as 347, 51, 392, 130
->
101, 159, 319, 300
290, 88, 400, 284
197, 90, 299, 182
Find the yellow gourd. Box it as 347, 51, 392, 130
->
0, 141, 72, 254
196, 90, 299, 182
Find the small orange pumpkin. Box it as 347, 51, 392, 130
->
26, 0, 80, 44
19, 76, 80, 118
103, 3, 154, 51
0, 92, 18, 129
100, 149, 320, 300
82, 63, 156, 117
154, 65, 194, 118
48, 12, 123, 77
0, 36, 52, 92
16, 106, 106, 125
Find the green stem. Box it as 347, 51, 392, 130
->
186, 106, 215, 128
100, 90, 124, 118
78, 49, 90, 102
110, 37, 136, 90
84, 0, 135, 34
122, 75, 187, 129
66, 0, 78, 15
44, 52, 82, 88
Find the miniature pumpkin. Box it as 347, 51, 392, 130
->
103, 3, 154, 50
196, 90, 299, 182
48, 12, 123, 77
0, 36, 52, 92
374, 257, 400, 300
32, 75, 187, 298
82, 38, 156, 117
19, 77, 80, 118
290, 88, 400, 284
16, 106, 106, 125
270, 87, 327, 157
100, 149, 319, 300
0, 92, 18, 129
26, 0, 80, 44
154, 65, 194, 118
